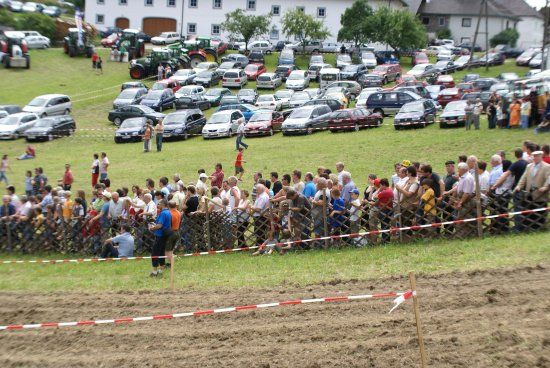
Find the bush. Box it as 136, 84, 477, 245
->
436, 28, 452, 40
0, 9, 17, 28
16, 13, 57, 40
490, 28, 519, 47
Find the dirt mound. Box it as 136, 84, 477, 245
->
0, 265, 548, 367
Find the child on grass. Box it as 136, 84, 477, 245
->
234, 148, 246, 181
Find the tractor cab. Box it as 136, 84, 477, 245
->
63, 27, 94, 57
1, 31, 30, 69
116, 28, 145, 59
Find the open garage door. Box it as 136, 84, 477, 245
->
142, 18, 177, 37
115, 17, 130, 29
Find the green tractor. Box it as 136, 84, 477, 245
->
180, 37, 219, 68
129, 48, 190, 80
115, 29, 145, 60
63, 28, 95, 57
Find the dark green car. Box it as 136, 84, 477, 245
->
203, 88, 232, 107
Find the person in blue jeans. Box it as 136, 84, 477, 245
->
148, 199, 172, 277
235, 118, 248, 150
101, 224, 135, 258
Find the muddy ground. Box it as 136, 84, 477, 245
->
0, 265, 548, 367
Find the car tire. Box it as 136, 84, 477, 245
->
64, 109, 70, 115
269, 128, 274, 136
183, 131, 189, 140
114, 117, 122, 126
306, 126, 313, 135
373, 108, 383, 116
377, 118, 383, 127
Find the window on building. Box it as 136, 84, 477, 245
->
422, 17, 429, 25
247, 0, 255, 10
97, 0, 105, 5
189, 0, 197, 7
462, 18, 471, 27
145, 0, 153, 6
211, 24, 220, 35
270, 28, 279, 39
188, 23, 197, 34
213, 0, 221, 9
317, 7, 326, 18
167, 0, 176, 6
438, 17, 445, 26
296, 6, 305, 13
119, 0, 127, 5
271, 5, 280, 16
96, 14, 104, 24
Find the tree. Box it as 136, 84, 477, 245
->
371, 7, 427, 56
221, 9, 271, 52
17, 13, 56, 40
337, 0, 376, 48
281, 9, 330, 54
490, 28, 520, 47
436, 28, 452, 40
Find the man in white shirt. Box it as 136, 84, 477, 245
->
335, 162, 344, 186
196, 173, 209, 193
251, 184, 270, 246
142, 193, 157, 221
108, 192, 124, 221
99, 152, 109, 182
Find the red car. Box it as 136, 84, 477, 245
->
244, 110, 284, 137
437, 88, 461, 106
412, 52, 429, 66
457, 82, 476, 94
211, 38, 228, 55
151, 78, 181, 93
436, 74, 455, 88
244, 63, 267, 81
326, 108, 383, 132
101, 33, 119, 48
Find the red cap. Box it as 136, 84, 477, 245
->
373, 179, 381, 186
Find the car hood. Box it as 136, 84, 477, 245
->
0, 125, 18, 133
25, 127, 51, 134
286, 79, 305, 86
22, 106, 43, 113
116, 127, 142, 134
441, 111, 465, 118
141, 99, 160, 105
283, 117, 309, 126
395, 112, 423, 119
203, 123, 231, 131
246, 121, 270, 129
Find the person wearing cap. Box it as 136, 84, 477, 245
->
196, 172, 209, 193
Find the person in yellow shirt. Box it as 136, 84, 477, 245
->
62, 191, 74, 222
415, 179, 437, 237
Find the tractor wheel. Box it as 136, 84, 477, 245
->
204, 49, 218, 63
24, 55, 30, 69
63, 42, 68, 54
3, 56, 10, 68
68, 47, 76, 57
129, 65, 145, 79
189, 54, 205, 68
179, 58, 190, 69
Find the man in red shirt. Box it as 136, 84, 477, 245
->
165, 200, 181, 267
374, 178, 393, 243
62, 163, 74, 191
210, 163, 224, 189
234, 148, 245, 180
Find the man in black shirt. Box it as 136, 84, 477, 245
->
270, 171, 282, 195
491, 149, 528, 190
443, 160, 458, 192
418, 164, 445, 200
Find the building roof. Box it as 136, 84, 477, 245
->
418, 0, 541, 19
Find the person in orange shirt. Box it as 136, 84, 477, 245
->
143, 121, 152, 152
62, 191, 74, 222
165, 200, 181, 267
509, 99, 521, 127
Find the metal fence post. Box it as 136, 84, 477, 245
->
322, 197, 329, 248
473, 162, 483, 238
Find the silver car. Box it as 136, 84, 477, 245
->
202, 110, 244, 138
222, 69, 248, 88
24, 35, 50, 49
285, 70, 310, 91
361, 51, 377, 67
289, 91, 311, 109
256, 73, 282, 90
23, 94, 71, 117
0, 112, 39, 139
242, 40, 273, 54
113, 87, 148, 109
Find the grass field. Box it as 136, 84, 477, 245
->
0, 48, 538, 193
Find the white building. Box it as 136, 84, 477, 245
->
85, 0, 408, 42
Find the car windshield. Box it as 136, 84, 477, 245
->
257, 75, 271, 81
245, 64, 258, 72
249, 112, 272, 122
219, 62, 234, 69
289, 108, 313, 119
163, 114, 186, 125
291, 92, 309, 100
207, 114, 230, 124
311, 55, 323, 63
205, 89, 223, 96
159, 33, 171, 37
0, 116, 20, 125
238, 90, 254, 96
257, 95, 273, 102
197, 71, 212, 78
120, 119, 143, 128
400, 102, 424, 113
139, 106, 155, 113
342, 65, 358, 72
118, 90, 138, 99
178, 88, 194, 96
27, 97, 47, 107
276, 67, 289, 73
288, 73, 303, 80
145, 91, 163, 99
444, 101, 467, 112
362, 52, 375, 59
373, 66, 387, 72
196, 62, 210, 69
34, 119, 54, 127
337, 55, 351, 62
275, 91, 292, 99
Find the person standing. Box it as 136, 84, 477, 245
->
91, 153, 100, 187
472, 98, 482, 130
234, 148, 245, 181
62, 163, 73, 191
92, 52, 98, 69
509, 99, 521, 128
0, 155, 11, 186
157, 64, 164, 81
487, 101, 497, 129
235, 118, 248, 150
99, 152, 109, 183
143, 121, 152, 152
529, 89, 539, 127
148, 199, 172, 277
155, 118, 164, 152
96, 57, 103, 75
520, 98, 531, 130
464, 100, 474, 130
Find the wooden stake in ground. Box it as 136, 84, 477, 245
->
170, 254, 175, 292
409, 272, 427, 368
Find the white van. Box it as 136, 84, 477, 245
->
319, 68, 341, 89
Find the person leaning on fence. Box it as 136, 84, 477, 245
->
286, 188, 312, 243
328, 188, 345, 246
311, 177, 330, 244
251, 184, 270, 246
394, 166, 420, 238
348, 188, 365, 246
148, 199, 172, 277
415, 179, 437, 237
233, 189, 250, 248
100, 224, 134, 259
453, 162, 476, 237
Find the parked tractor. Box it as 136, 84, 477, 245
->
129, 48, 191, 79
115, 29, 145, 60
63, 28, 95, 57
181, 37, 219, 67
0, 31, 30, 69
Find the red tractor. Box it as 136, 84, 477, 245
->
0, 31, 30, 69
180, 37, 219, 68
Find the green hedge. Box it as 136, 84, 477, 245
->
0, 10, 56, 40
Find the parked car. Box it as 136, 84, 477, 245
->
274, 65, 296, 82
433, 60, 456, 74
406, 64, 439, 79
101, 33, 119, 48
0, 112, 39, 139
394, 99, 437, 130
237, 89, 258, 104
193, 61, 219, 74
275, 40, 292, 52
216, 103, 258, 121
437, 87, 461, 106
322, 87, 349, 106
114, 117, 147, 143
412, 52, 429, 66
241, 40, 273, 54
287, 40, 323, 54
453, 55, 471, 70
0, 105, 22, 117
472, 77, 498, 91
281, 105, 332, 135
162, 109, 206, 140
100, 26, 122, 38
425, 85, 444, 100
278, 48, 295, 65
193, 71, 222, 87
274, 89, 294, 109
202, 110, 244, 138
172, 69, 197, 85
23, 94, 71, 117
140, 89, 176, 112
357, 74, 383, 88
151, 78, 180, 93
355, 88, 383, 108
320, 42, 340, 53
516, 49, 540, 66
494, 44, 524, 58
174, 95, 211, 111
244, 110, 284, 137
24, 35, 50, 49
394, 86, 431, 100
304, 88, 320, 99
528, 53, 542, 68
439, 100, 468, 128
326, 108, 383, 132
203, 88, 232, 106
108, 105, 164, 126
220, 53, 249, 67
457, 82, 476, 94
364, 90, 421, 116
220, 95, 240, 106
9, 1, 23, 12
22, 2, 45, 12
375, 51, 399, 64
244, 63, 266, 80
462, 74, 480, 82
457, 42, 482, 52
222, 69, 248, 88
372, 64, 401, 84
286, 70, 310, 90
255, 94, 282, 111
42, 5, 61, 17
113, 87, 148, 109
525, 69, 541, 78
336, 54, 352, 69
256, 72, 283, 90
339, 64, 368, 81
361, 51, 378, 67
325, 81, 362, 100
435, 75, 455, 88
307, 63, 331, 82
248, 51, 265, 64
24, 115, 76, 141
309, 54, 325, 67
436, 49, 453, 62
302, 98, 344, 112
175, 85, 206, 99
216, 61, 243, 77
288, 91, 311, 109
477, 52, 505, 66
151, 32, 180, 45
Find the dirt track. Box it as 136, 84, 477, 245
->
0, 265, 549, 368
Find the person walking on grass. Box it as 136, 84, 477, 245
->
155, 118, 164, 152
96, 57, 103, 75
235, 117, 248, 150
234, 148, 246, 181
0, 155, 12, 186
92, 52, 98, 70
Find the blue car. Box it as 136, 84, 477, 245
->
216, 103, 259, 121
140, 89, 176, 112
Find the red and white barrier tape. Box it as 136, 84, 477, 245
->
1, 207, 547, 266
0, 290, 411, 331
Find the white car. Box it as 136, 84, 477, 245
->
406, 63, 435, 77
151, 32, 181, 45
274, 89, 294, 109
255, 94, 281, 111
336, 54, 352, 69
222, 69, 247, 88
361, 51, 377, 67
193, 61, 218, 74
286, 70, 310, 91
175, 85, 205, 99
256, 73, 282, 89
0, 112, 39, 139
22, 2, 44, 12
288, 91, 311, 109
25, 35, 50, 49
356, 88, 383, 108
23, 94, 71, 117
172, 69, 197, 85
240, 40, 273, 54
10, 1, 23, 11
437, 49, 454, 61
202, 110, 244, 138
